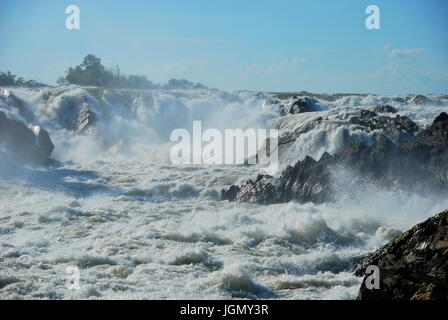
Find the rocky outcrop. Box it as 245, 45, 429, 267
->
223, 153, 335, 204
348, 113, 419, 144
0, 110, 54, 165
411, 94, 432, 105
288, 97, 322, 114
222, 112, 448, 204
355, 209, 448, 300
271, 108, 419, 165
371, 104, 397, 114
401, 112, 448, 183
45, 91, 97, 134
75, 105, 97, 134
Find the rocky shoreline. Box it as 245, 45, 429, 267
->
355, 209, 448, 300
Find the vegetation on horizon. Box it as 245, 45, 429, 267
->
0, 71, 48, 88
58, 54, 208, 90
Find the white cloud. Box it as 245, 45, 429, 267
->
369, 45, 427, 81
270, 51, 282, 58
375, 44, 425, 59
423, 69, 448, 80
388, 48, 424, 58
369, 62, 415, 80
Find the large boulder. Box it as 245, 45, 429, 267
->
288, 96, 322, 114
371, 105, 397, 114
355, 209, 448, 300
0, 110, 54, 165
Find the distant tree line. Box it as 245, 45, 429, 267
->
0, 71, 48, 87
58, 54, 208, 90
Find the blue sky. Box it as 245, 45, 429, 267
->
0, 0, 447, 93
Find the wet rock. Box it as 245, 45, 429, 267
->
75, 105, 97, 134
234, 175, 281, 204
0, 110, 54, 165
289, 97, 322, 114
49, 92, 97, 134
401, 112, 448, 183
222, 153, 335, 204
411, 94, 432, 105
349, 114, 419, 144
355, 209, 448, 300
32, 126, 54, 160
273, 153, 334, 204
372, 105, 397, 114
221, 185, 240, 202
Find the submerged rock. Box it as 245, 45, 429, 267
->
0, 110, 54, 165
355, 209, 448, 300
371, 105, 397, 114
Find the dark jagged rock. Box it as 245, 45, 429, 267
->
220, 185, 240, 202
222, 153, 335, 204
355, 210, 448, 300
349, 113, 419, 144
401, 112, 448, 183
0, 110, 54, 165
411, 94, 432, 105
54, 93, 97, 134
233, 175, 281, 204
372, 105, 397, 114
289, 97, 322, 114
274, 153, 334, 204
75, 105, 97, 134
222, 112, 448, 205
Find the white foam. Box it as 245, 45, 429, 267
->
1, 87, 447, 299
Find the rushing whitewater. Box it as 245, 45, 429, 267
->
1, 86, 447, 299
